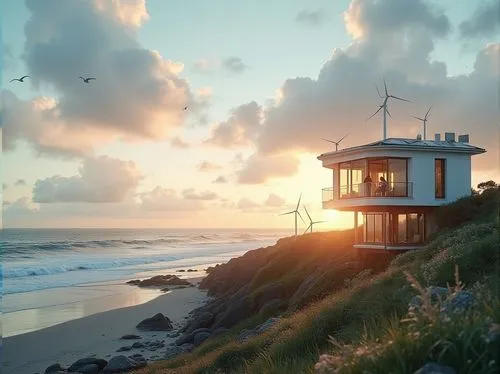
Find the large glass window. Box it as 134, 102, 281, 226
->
363, 213, 384, 243
435, 159, 445, 198
394, 213, 425, 244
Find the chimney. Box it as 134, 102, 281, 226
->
416, 134, 422, 140
458, 134, 469, 143
444, 132, 455, 142
434, 133, 441, 141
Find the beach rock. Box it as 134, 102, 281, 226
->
136, 313, 173, 331
132, 275, 191, 288
76, 364, 100, 374
187, 269, 197, 272
193, 332, 211, 347
45, 363, 65, 373
126, 280, 141, 285
68, 357, 107, 372
186, 312, 214, 333
103, 355, 147, 373
175, 333, 194, 346
132, 341, 145, 349
178, 269, 186, 272
116, 346, 132, 352
120, 334, 141, 340
161, 287, 170, 292
413, 362, 457, 374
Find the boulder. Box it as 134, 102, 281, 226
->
120, 334, 141, 340
132, 342, 145, 349
136, 313, 173, 331
126, 280, 141, 285
211, 327, 229, 338
135, 275, 191, 287
103, 355, 147, 373
193, 331, 211, 347
116, 346, 132, 352
68, 358, 107, 372
413, 362, 457, 374
45, 363, 64, 373
76, 364, 99, 374
214, 294, 253, 329
185, 312, 214, 333
175, 333, 194, 346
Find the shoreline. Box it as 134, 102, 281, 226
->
2, 278, 208, 374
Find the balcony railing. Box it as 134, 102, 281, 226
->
322, 182, 413, 202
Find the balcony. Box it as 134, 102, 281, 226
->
322, 182, 414, 209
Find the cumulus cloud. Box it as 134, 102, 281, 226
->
213, 176, 228, 184
182, 188, 218, 200
170, 136, 190, 149
33, 156, 141, 203
237, 153, 300, 184
139, 187, 204, 211
222, 57, 248, 73
208, 0, 498, 182
191, 58, 218, 74
459, 0, 500, 38
2, 0, 197, 156
265, 193, 286, 207
295, 10, 328, 26
205, 101, 262, 147
237, 198, 260, 210
14, 179, 27, 186
197, 161, 222, 172
3, 197, 38, 214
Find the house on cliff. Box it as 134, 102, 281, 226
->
317, 133, 486, 255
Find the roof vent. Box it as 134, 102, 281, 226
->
445, 132, 455, 142
416, 134, 422, 140
458, 134, 469, 143
434, 133, 441, 141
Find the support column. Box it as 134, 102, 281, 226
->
354, 211, 358, 243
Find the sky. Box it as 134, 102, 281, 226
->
1, 0, 499, 229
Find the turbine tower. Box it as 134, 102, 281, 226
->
411, 105, 433, 140
303, 206, 327, 234
367, 80, 410, 140
322, 134, 349, 151
279, 193, 304, 237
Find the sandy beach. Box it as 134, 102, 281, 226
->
3, 283, 208, 374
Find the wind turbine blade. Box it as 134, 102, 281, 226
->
425, 105, 433, 118
322, 138, 336, 144
337, 133, 349, 144
303, 206, 312, 222
314, 220, 328, 224
390, 95, 410, 102
411, 115, 424, 121
374, 84, 382, 98
296, 210, 305, 224
296, 193, 302, 210
304, 224, 312, 235
279, 211, 295, 216
367, 106, 383, 120
383, 79, 388, 96
386, 107, 392, 118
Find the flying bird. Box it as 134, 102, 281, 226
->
79, 76, 96, 83
10, 75, 30, 83
183, 106, 188, 111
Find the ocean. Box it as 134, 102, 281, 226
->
1, 228, 291, 336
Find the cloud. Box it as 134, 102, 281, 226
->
237, 198, 260, 210
459, 0, 500, 38
2, 183, 8, 190
197, 161, 222, 172
33, 156, 141, 203
205, 101, 262, 147
182, 188, 218, 200
208, 0, 498, 181
191, 58, 218, 74
2, 0, 197, 156
139, 187, 204, 211
295, 9, 328, 26
237, 153, 300, 184
3, 197, 38, 214
170, 136, 190, 149
222, 57, 248, 73
14, 179, 27, 187
265, 193, 286, 207
213, 176, 228, 184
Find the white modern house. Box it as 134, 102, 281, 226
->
318, 133, 486, 252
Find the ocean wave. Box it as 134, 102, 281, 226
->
3, 254, 179, 279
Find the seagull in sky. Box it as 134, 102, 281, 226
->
10, 75, 30, 83
79, 76, 96, 83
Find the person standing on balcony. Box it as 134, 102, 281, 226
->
363, 174, 373, 196
378, 176, 388, 196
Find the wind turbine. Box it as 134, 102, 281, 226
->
303, 206, 327, 234
279, 193, 305, 237
322, 134, 349, 151
411, 105, 433, 140
367, 80, 410, 140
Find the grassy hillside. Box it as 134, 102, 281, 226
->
139, 185, 499, 374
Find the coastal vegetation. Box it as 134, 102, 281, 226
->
138, 182, 499, 374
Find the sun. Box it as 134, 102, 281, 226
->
324, 209, 340, 222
